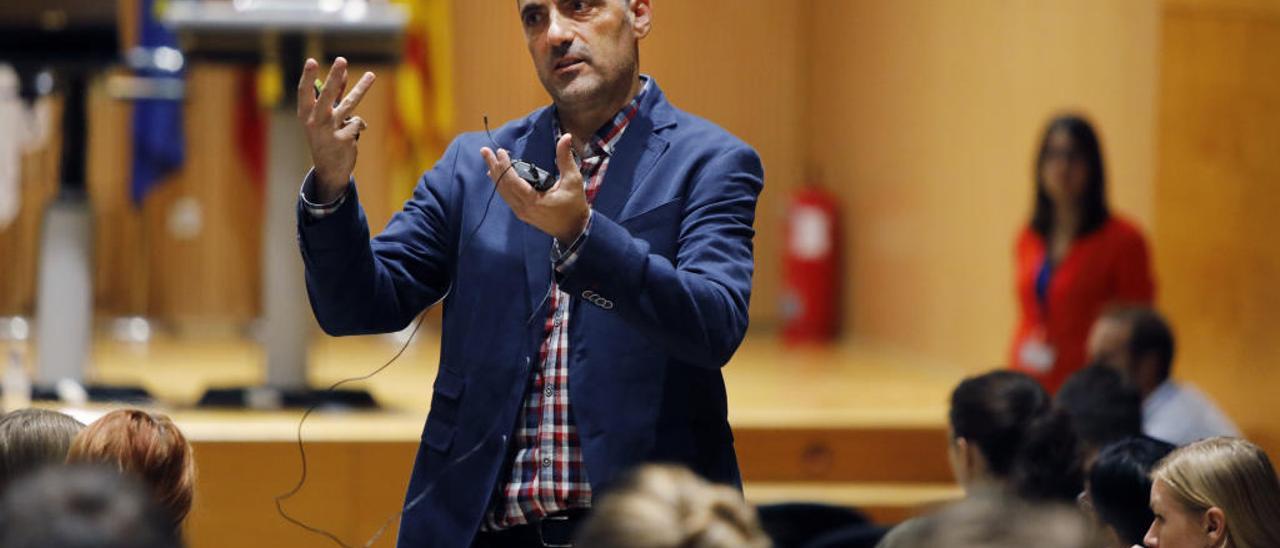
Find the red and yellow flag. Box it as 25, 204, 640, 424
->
389, 0, 455, 204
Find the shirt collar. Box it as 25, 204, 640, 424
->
1143, 380, 1179, 416
554, 75, 651, 159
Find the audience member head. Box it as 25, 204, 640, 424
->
894, 494, 1092, 548
66, 409, 196, 529
1056, 364, 1144, 461
1083, 436, 1176, 547
0, 408, 85, 492
948, 370, 1083, 502
0, 464, 181, 548
574, 464, 770, 548
1087, 306, 1139, 367
1146, 437, 1280, 548
1031, 113, 1110, 239
1087, 306, 1175, 398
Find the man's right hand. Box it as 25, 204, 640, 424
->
297, 57, 376, 202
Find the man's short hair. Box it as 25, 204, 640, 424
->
1126, 308, 1176, 382
0, 464, 182, 548
1055, 365, 1144, 453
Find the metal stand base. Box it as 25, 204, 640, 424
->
31, 384, 152, 404
196, 386, 376, 410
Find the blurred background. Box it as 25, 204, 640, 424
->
0, 0, 1276, 546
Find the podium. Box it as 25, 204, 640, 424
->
164, 0, 406, 409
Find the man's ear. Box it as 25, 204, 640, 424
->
955, 437, 978, 475
630, 0, 652, 39
1203, 507, 1227, 545
1134, 353, 1163, 391
947, 436, 969, 484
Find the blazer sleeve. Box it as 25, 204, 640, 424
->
296, 139, 463, 336
556, 144, 764, 369
1113, 227, 1156, 304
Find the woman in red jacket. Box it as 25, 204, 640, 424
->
1010, 115, 1155, 394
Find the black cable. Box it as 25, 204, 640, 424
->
277, 111, 566, 546
274, 311, 427, 548
484, 115, 519, 186
276, 153, 502, 547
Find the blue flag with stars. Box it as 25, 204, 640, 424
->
130, 0, 185, 205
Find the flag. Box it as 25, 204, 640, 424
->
234, 66, 268, 192
130, 0, 185, 205
388, 0, 455, 205
0, 64, 49, 229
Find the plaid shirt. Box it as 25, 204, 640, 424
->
484, 77, 649, 530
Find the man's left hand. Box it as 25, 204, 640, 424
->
482, 133, 591, 244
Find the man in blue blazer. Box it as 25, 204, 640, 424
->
295, 1, 762, 546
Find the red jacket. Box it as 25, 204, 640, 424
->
1009, 216, 1155, 393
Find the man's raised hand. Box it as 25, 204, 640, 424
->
297, 57, 375, 202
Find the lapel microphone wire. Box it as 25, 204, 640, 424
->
274, 311, 427, 548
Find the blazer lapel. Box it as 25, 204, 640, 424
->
592, 85, 676, 223
515, 81, 679, 319
518, 110, 558, 321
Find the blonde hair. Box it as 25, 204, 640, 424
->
574, 465, 770, 548
66, 409, 196, 528
1152, 437, 1280, 548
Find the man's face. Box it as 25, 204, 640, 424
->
517, 0, 648, 109
1087, 316, 1133, 372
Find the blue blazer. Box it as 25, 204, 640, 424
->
297, 81, 763, 548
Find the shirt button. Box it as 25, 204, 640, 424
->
544, 386, 554, 398
553, 317, 562, 328
542, 457, 552, 468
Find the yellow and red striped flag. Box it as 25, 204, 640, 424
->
389, 0, 455, 204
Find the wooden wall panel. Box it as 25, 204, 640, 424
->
142, 66, 263, 323
0, 99, 62, 315
734, 426, 953, 484
184, 442, 417, 548
1153, 2, 1280, 456
804, 0, 1160, 369
88, 70, 147, 316
82, 62, 396, 325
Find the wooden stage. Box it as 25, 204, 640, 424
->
4, 328, 968, 547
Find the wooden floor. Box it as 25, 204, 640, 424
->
1, 327, 972, 547
46, 325, 968, 431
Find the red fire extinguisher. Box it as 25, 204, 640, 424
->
782, 181, 841, 345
